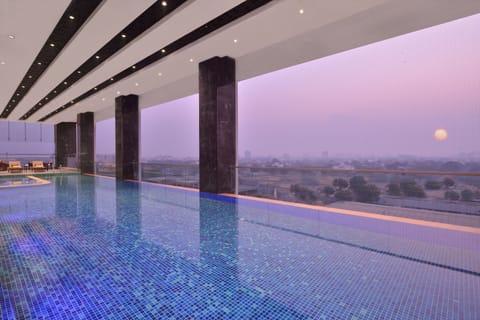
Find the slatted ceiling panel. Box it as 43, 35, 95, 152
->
0, 1, 70, 115
38, 0, 275, 122
29, 0, 249, 122
6, 0, 158, 121
0, 0, 103, 119
18, 0, 190, 121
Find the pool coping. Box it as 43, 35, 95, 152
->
0, 175, 51, 188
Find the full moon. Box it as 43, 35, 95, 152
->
434, 128, 448, 141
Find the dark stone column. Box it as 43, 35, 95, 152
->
54, 122, 76, 168
77, 112, 94, 174
199, 56, 237, 193
115, 94, 139, 180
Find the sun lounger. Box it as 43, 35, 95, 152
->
32, 161, 46, 172
8, 161, 22, 173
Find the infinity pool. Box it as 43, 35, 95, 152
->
0, 175, 479, 319
0, 176, 49, 188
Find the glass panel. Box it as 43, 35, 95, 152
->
141, 94, 199, 161
0, 121, 8, 142
95, 118, 115, 177
0, 121, 54, 164
140, 95, 199, 187
41, 124, 54, 143
238, 167, 480, 225
8, 121, 25, 142
26, 123, 41, 142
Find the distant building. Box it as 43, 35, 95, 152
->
270, 158, 285, 168
333, 163, 354, 170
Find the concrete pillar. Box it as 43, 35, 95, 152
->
54, 122, 76, 168
199, 56, 237, 193
77, 112, 94, 174
115, 94, 139, 180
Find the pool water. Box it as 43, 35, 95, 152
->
0, 177, 40, 187
0, 175, 479, 319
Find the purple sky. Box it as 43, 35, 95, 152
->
96, 13, 480, 159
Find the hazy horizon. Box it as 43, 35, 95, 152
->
66, 14, 480, 160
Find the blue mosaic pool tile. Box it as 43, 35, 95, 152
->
1, 175, 479, 319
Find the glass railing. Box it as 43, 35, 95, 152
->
91, 161, 480, 225
237, 165, 480, 226
95, 161, 116, 177
141, 162, 199, 189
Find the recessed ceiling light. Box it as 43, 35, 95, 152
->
95, 55, 100, 59
189, 58, 194, 62
233, 39, 238, 43
37, 62, 42, 65
299, 8, 304, 14
77, 70, 81, 74
161, 49, 166, 53
69, 15, 75, 20
64, 81, 68, 85
157, 72, 162, 76
121, 34, 126, 38
50, 43, 55, 47
0, 61, 5, 65
110, 78, 114, 81
116, 91, 121, 95
8, 35, 15, 39
161, 1, 167, 6
132, 65, 136, 69
102, 97, 106, 101
135, 82, 139, 86
21, 85, 25, 88
94, 87, 97, 90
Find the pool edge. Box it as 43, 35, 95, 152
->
223, 193, 480, 235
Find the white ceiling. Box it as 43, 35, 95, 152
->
1, 0, 479, 124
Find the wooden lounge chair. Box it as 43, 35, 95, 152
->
32, 161, 46, 172
8, 161, 22, 173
